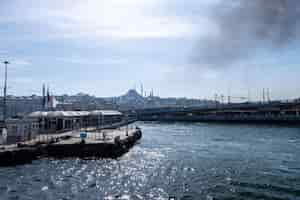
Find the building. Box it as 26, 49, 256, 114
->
0, 95, 43, 119
5, 117, 40, 144
28, 110, 123, 133
0, 121, 5, 145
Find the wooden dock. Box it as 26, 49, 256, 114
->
0, 127, 142, 166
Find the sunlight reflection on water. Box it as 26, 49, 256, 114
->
0, 122, 300, 199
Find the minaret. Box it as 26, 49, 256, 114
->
267, 88, 271, 103
140, 83, 144, 97
42, 83, 46, 109
46, 86, 50, 109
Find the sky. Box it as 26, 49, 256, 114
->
0, 0, 299, 101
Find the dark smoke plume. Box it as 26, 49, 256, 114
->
193, 0, 300, 67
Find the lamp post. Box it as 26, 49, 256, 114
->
3, 61, 9, 122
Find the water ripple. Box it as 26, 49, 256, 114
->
0, 122, 300, 199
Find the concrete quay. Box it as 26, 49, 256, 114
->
0, 127, 142, 167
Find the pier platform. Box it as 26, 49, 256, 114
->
0, 127, 142, 166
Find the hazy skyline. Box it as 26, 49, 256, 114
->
0, 0, 300, 100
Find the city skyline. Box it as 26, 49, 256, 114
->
0, 0, 300, 100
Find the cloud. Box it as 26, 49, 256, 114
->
192, 0, 300, 68
52, 0, 197, 40
1, 0, 299, 99
0, 0, 219, 42
0, 50, 9, 56
0, 58, 31, 69
0, 0, 197, 41
12, 59, 31, 67
55, 57, 127, 65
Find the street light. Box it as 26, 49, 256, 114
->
3, 61, 9, 121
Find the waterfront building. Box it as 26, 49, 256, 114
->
28, 110, 123, 133
5, 117, 40, 144
0, 121, 5, 144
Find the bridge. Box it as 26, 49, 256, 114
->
135, 101, 300, 124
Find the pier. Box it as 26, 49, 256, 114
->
0, 127, 142, 166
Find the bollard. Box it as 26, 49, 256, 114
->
103, 132, 107, 141
114, 136, 121, 145
80, 138, 85, 145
